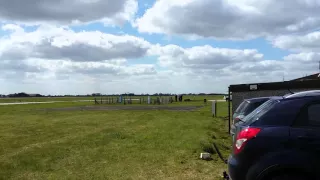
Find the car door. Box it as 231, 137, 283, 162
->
290, 101, 320, 175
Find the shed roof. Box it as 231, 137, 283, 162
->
229, 73, 320, 92
290, 73, 320, 81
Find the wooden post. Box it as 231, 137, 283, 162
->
215, 101, 218, 117
212, 100, 217, 117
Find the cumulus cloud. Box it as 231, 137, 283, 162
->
0, 0, 138, 26
0, 60, 47, 72
272, 31, 320, 52
149, 43, 320, 85
0, 24, 157, 88
0, 24, 151, 62
282, 52, 320, 72
0, 24, 318, 94
150, 44, 264, 69
135, 0, 320, 40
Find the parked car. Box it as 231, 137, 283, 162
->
232, 97, 272, 124
230, 97, 274, 136
228, 90, 320, 180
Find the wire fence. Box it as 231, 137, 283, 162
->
94, 96, 175, 105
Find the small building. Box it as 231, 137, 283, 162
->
227, 73, 320, 129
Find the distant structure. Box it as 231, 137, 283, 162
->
228, 72, 320, 134
229, 72, 320, 114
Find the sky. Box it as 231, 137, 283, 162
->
1, 0, 320, 95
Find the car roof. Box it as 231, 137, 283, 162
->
284, 90, 320, 99
244, 96, 279, 103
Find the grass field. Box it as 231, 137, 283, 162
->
0, 95, 224, 103
0, 99, 231, 180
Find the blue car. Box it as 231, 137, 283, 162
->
228, 90, 320, 180
230, 97, 274, 137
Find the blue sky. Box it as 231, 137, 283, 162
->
0, 0, 319, 94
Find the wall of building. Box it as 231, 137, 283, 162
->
232, 88, 320, 113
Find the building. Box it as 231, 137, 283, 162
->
227, 73, 320, 125
291, 73, 320, 81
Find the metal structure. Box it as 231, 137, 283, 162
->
94, 96, 174, 105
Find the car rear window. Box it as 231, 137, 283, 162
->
235, 100, 267, 116
241, 99, 279, 124
235, 101, 250, 113
243, 101, 266, 116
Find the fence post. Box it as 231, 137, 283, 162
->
212, 100, 217, 117
101, 97, 102, 104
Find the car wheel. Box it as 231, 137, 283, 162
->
270, 174, 305, 180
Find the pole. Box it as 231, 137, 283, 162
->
215, 100, 217, 117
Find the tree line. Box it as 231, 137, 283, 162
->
0, 92, 226, 98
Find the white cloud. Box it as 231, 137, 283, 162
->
272, 31, 320, 52
0, 23, 318, 95
150, 44, 264, 70
282, 52, 320, 73
0, 0, 138, 26
135, 0, 320, 40
0, 24, 151, 62
0, 24, 158, 93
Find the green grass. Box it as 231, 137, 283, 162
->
0, 101, 231, 180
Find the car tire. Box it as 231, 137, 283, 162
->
270, 174, 305, 180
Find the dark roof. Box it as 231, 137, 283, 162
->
290, 73, 320, 81
230, 79, 320, 92
229, 73, 320, 92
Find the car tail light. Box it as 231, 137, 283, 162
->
234, 127, 261, 155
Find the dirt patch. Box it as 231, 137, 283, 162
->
42, 105, 204, 112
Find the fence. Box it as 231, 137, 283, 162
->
94, 96, 174, 105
